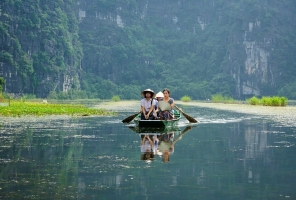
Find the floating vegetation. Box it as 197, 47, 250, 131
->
0, 101, 116, 117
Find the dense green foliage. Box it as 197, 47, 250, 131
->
278, 80, 296, 100
77, 0, 296, 100
1, 0, 296, 100
211, 94, 235, 104
0, 77, 4, 92
0, 77, 5, 102
0, 0, 82, 94
47, 89, 88, 100
78, 0, 235, 99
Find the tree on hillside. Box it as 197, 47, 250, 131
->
0, 77, 4, 92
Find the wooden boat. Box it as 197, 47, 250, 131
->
133, 109, 181, 128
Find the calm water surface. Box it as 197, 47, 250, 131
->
0, 106, 296, 199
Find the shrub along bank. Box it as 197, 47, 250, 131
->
246, 96, 288, 106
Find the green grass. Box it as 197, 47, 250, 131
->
0, 101, 115, 117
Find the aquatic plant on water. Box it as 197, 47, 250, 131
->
0, 101, 115, 117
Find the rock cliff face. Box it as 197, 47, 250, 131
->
227, 18, 278, 98
1, 0, 296, 99
0, 0, 82, 98
76, 0, 296, 98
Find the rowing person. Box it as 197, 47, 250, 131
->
158, 88, 175, 120
140, 88, 157, 120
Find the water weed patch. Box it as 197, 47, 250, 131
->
0, 101, 115, 117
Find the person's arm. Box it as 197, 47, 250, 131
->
145, 135, 153, 146
141, 99, 147, 119
141, 135, 146, 145
153, 135, 159, 147
142, 106, 150, 119
146, 99, 155, 118
172, 130, 187, 146
147, 105, 154, 116
155, 101, 159, 112
170, 98, 175, 109
141, 106, 146, 115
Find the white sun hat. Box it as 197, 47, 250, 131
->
155, 91, 164, 98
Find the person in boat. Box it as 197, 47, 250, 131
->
154, 91, 164, 118
140, 134, 158, 161
158, 88, 175, 120
140, 88, 157, 120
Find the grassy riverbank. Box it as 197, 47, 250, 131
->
0, 101, 115, 117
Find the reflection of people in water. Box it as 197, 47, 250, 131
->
157, 126, 193, 162
140, 134, 159, 161
158, 133, 174, 162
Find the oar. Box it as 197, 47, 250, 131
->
181, 126, 194, 134
122, 111, 141, 123
174, 105, 198, 123
172, 126, 195, 145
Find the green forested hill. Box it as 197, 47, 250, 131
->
0, 0, 82, 97
1, 0, 296, 100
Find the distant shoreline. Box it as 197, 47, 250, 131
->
97, 100, 296, 115
176, 101, 296, 116
1, 100, 295, 126
98, 100, 296, 126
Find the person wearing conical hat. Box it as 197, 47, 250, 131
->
140, 88, 157, 120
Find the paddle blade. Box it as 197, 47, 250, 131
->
175, 105, 198, 123
128, 126, 137, 132
122, 112, 141, 123
181, 111, 198, 123
181, 126, 193, 135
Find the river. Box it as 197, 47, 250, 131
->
0, 105, 295, 199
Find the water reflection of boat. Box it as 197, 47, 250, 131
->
133, 110, 181, 128
129, 126, 181, 134
134, 126, 195, 162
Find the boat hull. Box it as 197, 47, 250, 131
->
134, 117, 180, 128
